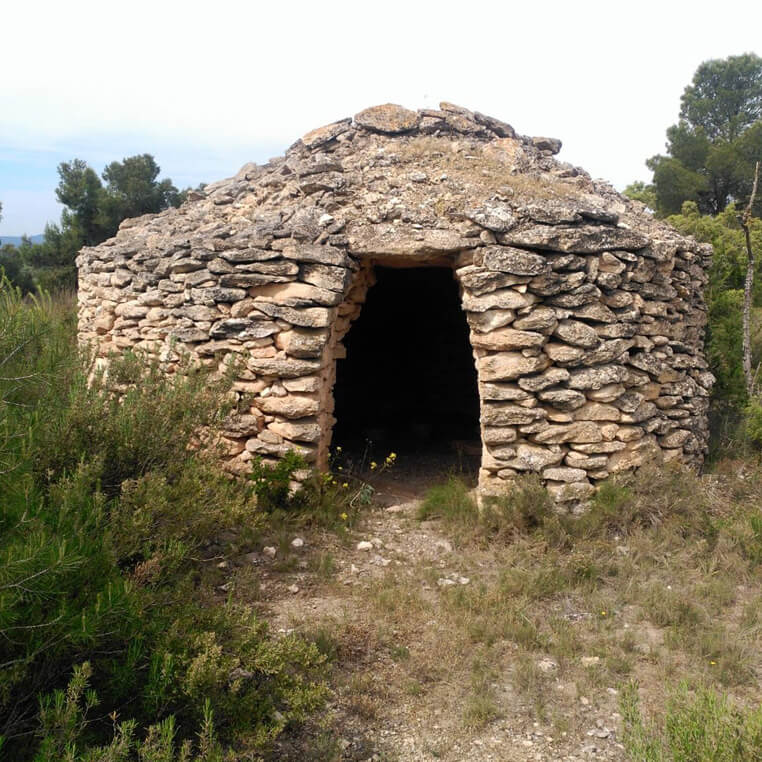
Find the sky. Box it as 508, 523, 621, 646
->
1, 0, 761, 236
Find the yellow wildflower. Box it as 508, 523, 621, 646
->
370, 461, 378, 470
342, 482, 349, 489
341, 512, 348, 521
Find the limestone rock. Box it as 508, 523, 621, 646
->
543, 467, 587, 482
478, 352, 551, 382
482, 404, 547, 426
502, 225, 650, 254
462, 289, 535, 312
554, 319, 601, 348
465, 204, 516, 232
482, 246, 549, 276
470, 327, 545, 350
538, 389, 587, 411
567, 364, 630, 390
354, 104, 419, 133
504, 444, 565, 471
301, 118, 352, 148
533, 421, 603, 444
518, 367, 571, 391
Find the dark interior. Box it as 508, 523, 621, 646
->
332, 266, 480, 470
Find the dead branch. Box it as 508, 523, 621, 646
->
741, 160, 760, 397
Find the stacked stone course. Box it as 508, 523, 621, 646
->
77, 102, 714, 508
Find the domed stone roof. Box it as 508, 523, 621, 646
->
77, 103, 714, 506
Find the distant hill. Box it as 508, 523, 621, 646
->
0, 235, 45, 247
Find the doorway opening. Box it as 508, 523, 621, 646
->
331, 266, 480, 488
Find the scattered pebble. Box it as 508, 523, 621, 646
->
263, 546, 277, 558
437, 577, 456, 587
216, 560, 228, 569
357, 540, 374, 551
291, 537, 304, 549
581, 656, 601, 667
537, 658, 558, 673
287, 584, 299, 594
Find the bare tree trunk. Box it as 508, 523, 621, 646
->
741, 161, 760, 398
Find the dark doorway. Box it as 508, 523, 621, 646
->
332, 267, 480, 478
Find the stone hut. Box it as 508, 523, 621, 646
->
77, 103, 714, 507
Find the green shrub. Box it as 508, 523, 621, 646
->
417, 476, 478, 526
743, 396, 762, 449
34, 662, 232, 761
250, 451, 309, 513
573, 461, 719, 543
482, 474, 555, 537
621, 681, 762, 761
0, 282, 328, 759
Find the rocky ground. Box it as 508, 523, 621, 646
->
239, 479, 628, 760
213, 457, 762, 762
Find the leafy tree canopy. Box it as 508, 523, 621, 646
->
0, 156, 192, 293
642, 53, 762, 217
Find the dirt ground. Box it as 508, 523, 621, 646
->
213, 455, 762, 762
234, 464, 634, 761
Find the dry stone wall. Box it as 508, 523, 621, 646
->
77, 102, 714, 508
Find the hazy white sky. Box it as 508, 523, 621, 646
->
1, 0, 761, 235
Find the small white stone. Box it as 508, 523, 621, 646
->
318, 213, 334, 227
263, 546, 277, 558
350, 564, 360, 574
287, 584, 299, 594
291, 537, 304, 549
536, 658, 557, 673
357, 540, 374, 551
581, 656, 601, 667
437, 577, 456, 587
458, 576, 470, 585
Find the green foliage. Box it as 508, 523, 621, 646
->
0, 244, 35, 293
646, 53, 762, 216
0, 283, 327, 759
742, 396, 762, 449
418, 474, 555, 544
575, 461, 718, 542
623, 181, 658, 210
680, 54, 762, 142
34, 662, 232, 761
621, 681, 762, 761
417, 476, 478, 526
665, 202, 762, 412
250, 451, 309, 513
99, 154, 187, 237
0, 155, 191, 293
